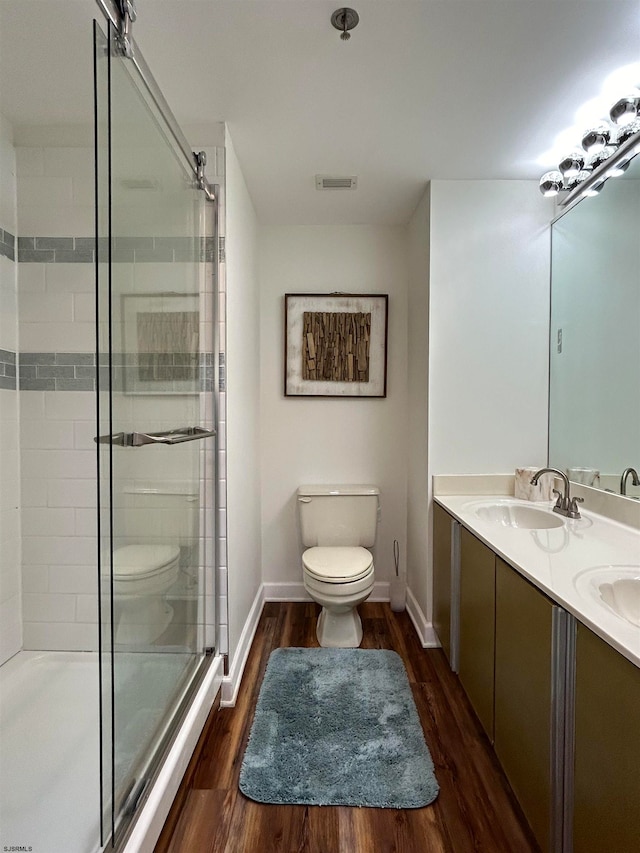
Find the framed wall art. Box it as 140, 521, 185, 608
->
284, 293, 388, 397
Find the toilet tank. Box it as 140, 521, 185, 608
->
297, 484, 380, 547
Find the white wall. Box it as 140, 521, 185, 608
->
224, 129, 262, 664
0, 111, 21, 664
406, 186, 430, 619
259, 225, 409, 591
429, 181, 552, 477
425, 180, 552, 619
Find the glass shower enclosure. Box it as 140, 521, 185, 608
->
94, 17, 216, 846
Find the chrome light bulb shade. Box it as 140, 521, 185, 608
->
614, 118, 640, 146
563, 170, 592, 191
587, 147, 615, 171
538, 171, 564, 197
581, 125, 612, 154
559, 152, 586, 178
609, 95, 640, 126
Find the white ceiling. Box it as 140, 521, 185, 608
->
1, 0, 640, 225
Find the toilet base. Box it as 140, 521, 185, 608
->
316, 605, 363, 648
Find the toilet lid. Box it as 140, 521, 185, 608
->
303, 546, 373, 583
112, 544, 180, 579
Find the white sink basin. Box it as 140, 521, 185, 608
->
471, 500, 565, 530
599, 577, 640, 627
574, 566, 640, 628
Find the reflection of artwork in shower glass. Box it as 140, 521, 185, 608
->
136, 311, 199, 382
122, 292, 199, 394
302, 311, 371, 382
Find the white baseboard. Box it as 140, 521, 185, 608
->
263, 580, 391, 602
369, 581, 391, 602
263, 582, 311, 601
406, 587, 439, 648
221, 584, 265, 707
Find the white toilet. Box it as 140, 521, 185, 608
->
111, 544, 181, 645
298, 484, 379, 648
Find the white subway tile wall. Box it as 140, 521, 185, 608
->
0, 113, 21, 665
19, 388, 98, 650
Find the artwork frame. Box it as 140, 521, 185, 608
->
121, 292, 200, 395
284, 293, 388, 398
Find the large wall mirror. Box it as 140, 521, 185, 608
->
549, 153, 640, 498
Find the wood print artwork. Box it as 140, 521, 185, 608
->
284, 293, 388, 397
302, 311, 371, 382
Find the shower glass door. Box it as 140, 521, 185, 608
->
95, 19, 215, 845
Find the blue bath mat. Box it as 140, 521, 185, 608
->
239, 647, 439, 808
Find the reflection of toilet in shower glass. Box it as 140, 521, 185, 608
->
110, 544, 181, 645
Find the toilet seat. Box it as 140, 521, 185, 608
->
112, 544, 180, 581
302, 546, 373, 583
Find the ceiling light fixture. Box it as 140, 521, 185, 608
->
331, 7, 359, 41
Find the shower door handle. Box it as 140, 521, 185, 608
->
128, 426, 216, 446
94, 426, 216, 446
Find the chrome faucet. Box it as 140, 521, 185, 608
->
530, 467, 584, 519
620, 467, 640, 496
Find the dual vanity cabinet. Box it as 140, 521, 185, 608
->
433, 501, 640, 853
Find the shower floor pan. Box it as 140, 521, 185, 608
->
0, 650, 101, 853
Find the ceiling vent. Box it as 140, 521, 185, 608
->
315, 175, 358, 190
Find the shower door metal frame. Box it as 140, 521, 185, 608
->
94, 0, 216, 203
93, 5, 220, 848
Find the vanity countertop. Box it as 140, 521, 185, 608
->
434, 494, 640, 668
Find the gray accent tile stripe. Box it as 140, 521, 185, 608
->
17, 351, 219, 391
18, 236, 91, 264
0, 229, 16, 262
18, 236, 216, 264
19, 352, 96, 391
0, 349, 17, 389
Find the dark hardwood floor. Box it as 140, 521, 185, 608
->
154, 602, 539, 852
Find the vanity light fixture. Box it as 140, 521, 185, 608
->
615, 118, 640, 147
609, 94, 640, 126
581, 125, 612, 153
563, 170, 592, 191
581, 182, 604, 198
558, 152, 586, 178
539, 171, 564, 197
606, 159, 630, 177
539, 86, 640, 203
